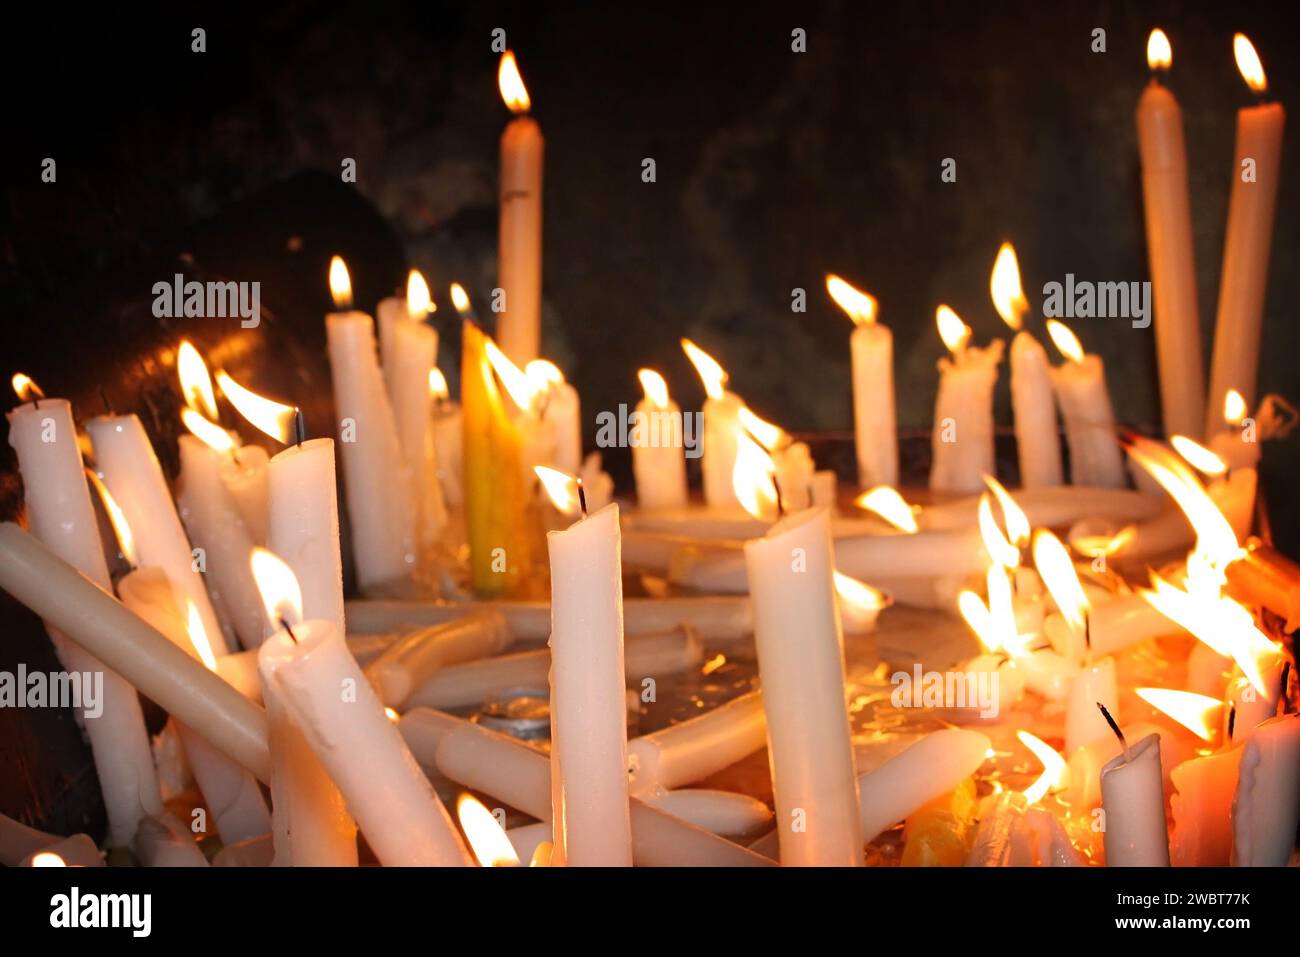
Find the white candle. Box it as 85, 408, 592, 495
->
745, 507, 862, 865
683, 338, 744, 510
1065, 658, 1119, 753
857, 729, 990, 844
930, 307, 1004, 494
268, 438, 346, 633
86, 413, 228, 654
429, 379, 464, 509
7, 397, 163, 846
1231, 714, 1300, 866
545, 495, 633, 866
1170, 745, 1242, 866
632, 368, 688, 510
132, 814, 210, 867
1205, 35, 1286, 436
1100, 731, 1170, 866
528, 360, 582, 474
496, 51, 544, 365
627, 690, 766, 797
643, 789, 773, 837
991, 244, 1063, 487
1046, 321, 1126, 488
365, 610, 511, 707
826, 275, 896, 488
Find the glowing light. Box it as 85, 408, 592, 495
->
534, 465, 582, 516
979, 494, 1021, 569
935, 305, 971, 355
525, 359, 565, 394
216, 371, 296, 444
853, 486, 919, 534
702, 653, 727, 676
485, 338, 542, 412
1224, 389, 1248, 426
450, 283, 471, 315
457, 793, 520, 867
1234, 34, 1267, 94
498, 51, 531, 113
329, 256, 353, 310
990, 243, 1028, 330
428, 368, 449, 401
1045, 319, 1085, 364
29, 852, 66, 867
385, 707, 400, 723
85, 468, 137, 568
833, 571, 888, 613
958, 590, 1000, 653
186, 600, 218, 672
737, 406, 786, 452
982, 474, 1031, 548
1019, 730, 1068, 805
638, 368, 670, 408
825, 274, 877, 325
1147, 29, 1172, 71
732, 434, 779, 521
680, 339, 728, 401
176, 341, 219, 420
10, 373, 44, 403
181, 407, 236, 453
1170, 435, 1227, 477
406, 270, 433, 320
250, 548, 304, 630
1032, 529, 1089, 635
1136, 688, 1221, 742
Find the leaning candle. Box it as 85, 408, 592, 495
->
1231, 713, 1300, 866
496, 50, 544, 365
745, 507, 862, 865
324, 256, 414, 591
252, 550, 470, 866
6, 392, 163, 846
683, 338, 744, 510
1136, 30, 1206, 440
991, 243, 1063, 487
1099, 724, 1170, 867
1205, 35, 1286, 436
826, 274, 897, 488
627, 690, 767, 797
930, 306, 1003, 494
857, 729, 990, 844
538, 468, 633, 866
364, 610, 512, 708
632, 368, 688, 509
1046, 320, 1126, 487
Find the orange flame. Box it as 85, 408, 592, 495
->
329, 256, 353, 310
186, 600, 218, 672
535, 465, 582, 516
737, 406, 787, 452
250, 548, 304, 630
485, 337, 542, 412
1170, 435, 1227, 477
1033, 529, 1089, 634
449, 283, 471, 315
853, 486, 918, 534
457, 793, 520, 866
1234, 34, 1267, 94
406, 269, 433, 320
181, 407, 236, 453
216, 371, 296, 445
983, 474, 1031, 548
1019, 730, 1068, 805
10, 373, 44, 403
1045, 319, 1085, 363
1147, 29, 1172, 71
177, 341, 219, 421
428, 368, 449, 401
1136, 688, 1221, 742
525, 359, 565, 394
979, 494, 1021, 569
638, 368, 670, 409
935, 305, 971, 355
29, 852, 66, 867
825, 274, 877, 326
990, 243, 1028, 331
681, 339, 728, 401
498, 51, 531, 113
733, 434, 779, 521
85, 468, 137, 568
833, 571, 888, 613
1223, 389, 1248, 426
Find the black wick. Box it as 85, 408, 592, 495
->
294, 407, 306, 447
1097, 702, 1128, 758
577, 479, 588, 519
279, 617, 299, 644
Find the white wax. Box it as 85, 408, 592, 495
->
325, 310, 414, 590
1065, 658, 1119, 753
1231, 714, 1300, 866
851, 321, 898, 488
744, 508, 862, 865
389, 316, 447, 551
220, 444, 270, 546
702, 391, 744, 510
1208, 428, 1262, 471
0, 813, 102, 868
810, 470, 838, 508
546, 503, 633, 866
268, 438, 346, 635
1100, 732, 1170, 866
86, 413, 227, 654
1009, 331, 1063, 487
1017, 648, 1079, 701
643, 789, 773, 837
627, 690, 766, 796
1066, 721, 1166, 812
176, 435, 265, 649
1170, 745, 1242, 867
632, 396, 688, 510
1050, 354, 1126, 487
930, 340, 1003, 494
430, 402, 464, 509
771, 440, 815, 511
132, 814, 209, 867
365, 610, 512, 707
7, 399, 162, 846
1044, 593, 1181, 663
542, 379, 582, 475
856, 728, 990, 844
406, 627, 701, 711
1226, 649, 1285, 745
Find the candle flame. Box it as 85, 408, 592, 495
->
385, 707, 400, 723
1032, 528, 1089, 634
529, 841, 553, 867
935, 305, 971, 355
176, 341, 219, 421
958, 589, 1000, 653
680, 339, 728, 401
1233, 34, 1267, 94
733, 433, 779, 521
737, 406, 787, 452
1147, 29, 1172, 71
485, 337, 542, 412
85, 468, 137, 568
406, 269, 433, 320
638, 368, 670, 408
1045, 319, 1084, 364
449, 283, 471, 315
181, 407, 236, 453
1170, 435, 1227, 477
457, 793, 520, 867
498, 51, 531, 114
982, 474, 1030, 548
428, 368, 449, 401
10, 373, 44, 403
986, 563, 1026, 656
186, 599, 218, 672
250, 547, 304, 630
525, 359, 565, 394
1069, 520, 1136, 559
990, 243, 1028, 330
978, 494, 1021, 569
1018, 730, 1068, 805
216, 371, 296, 444
1224, 389, 1248, 426
534, 465, 582, 516
1135, 688, 1221, 741
825, 274, 877, 326
853, 486, 919, 534
329, 256, 353, 310
832, 570, 888, 613
29, 852, 66, 867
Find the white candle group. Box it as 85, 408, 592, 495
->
930, 307, 1003, 494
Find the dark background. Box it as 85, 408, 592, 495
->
1, 1, 1298, 831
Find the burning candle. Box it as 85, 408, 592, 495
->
1098, 715, 1170, 867
527, 360, 581, 474
930, 306, 1003, 494
537, 466, 634, 866
826, 274, 896, 488
6, 387, 163, 846
1065, 659, 1119, 753
497, 51, 544, 365
632, 368, 688, 509
991, 243, 1063, 487
683, 338, 745, 511
1136, 29, 1206, 441
1170, 745, 1242, 867
267, 437, 346, 634
324, 256, 415, 591
428, 368, 464, 509
1046, 320, 1126, 487
1231, 714, 1300, 866
1206, 35, 1286, 436
252, 549, 470, 866
744, 507, 862, 865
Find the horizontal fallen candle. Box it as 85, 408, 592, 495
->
365, 610, 512, 707
405, 628, 702, 710
643, 789, 773, 837
0, 522, 271, 782
346, 595, 754, 641
627, 689, 766, 796
1042, 592, 1184, 661
622, 529, 738, 572
918, 486, 1163, 532
399, 710, 772, 866
856, 729, 991, 844
216, 634, 400, 703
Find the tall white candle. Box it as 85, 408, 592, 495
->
1231, 714, 1300, 866
497, 51, 544, 365
930, 307, 1004, 494
744, 507, 862, 865
683, 338, 744, 510
6, 397, 163, 846
267, 438, 346, 634
1046, 320, 1126, 487
632, 368, 688, 510
1100, 731, 1170, 866
826, 275, 896, 488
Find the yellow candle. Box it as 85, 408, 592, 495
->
497, 51, 544, 365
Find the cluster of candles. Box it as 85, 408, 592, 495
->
1, 36, 1297, 869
